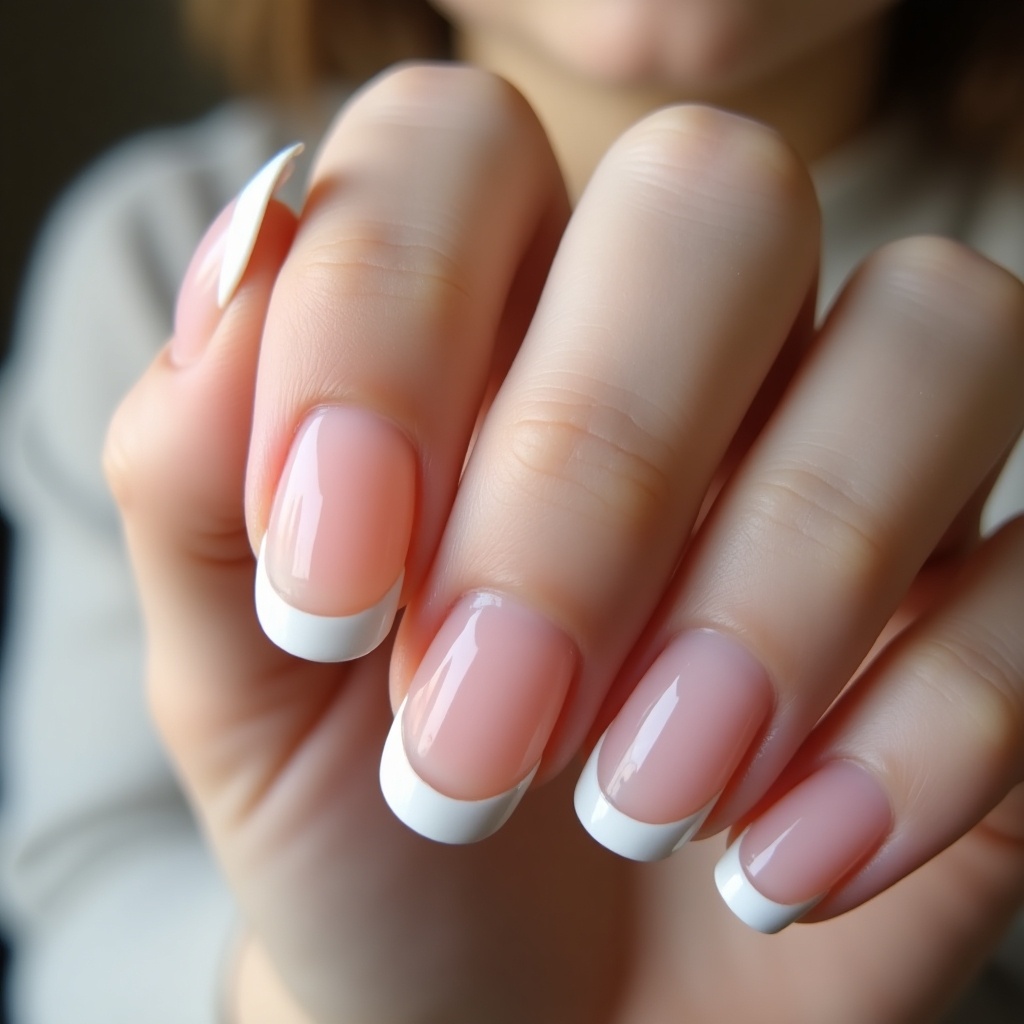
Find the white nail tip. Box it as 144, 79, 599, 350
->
254, 539, 401, 663
217, 142, 304, 308
714, 830, 823, 934
380, 698, 537, 844
573, 735, 715, 861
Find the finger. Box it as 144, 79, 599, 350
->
107, 151, 626, 1024
713, 515, 1024, 932
245, 64, 568, 662
576, 237, 1024, 860
105, 150, 319, 802
383, 106, 820, 843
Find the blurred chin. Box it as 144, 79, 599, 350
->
539, 3, 754, 91
438, 0, 895, 96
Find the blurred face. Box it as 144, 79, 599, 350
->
431, 0, 898, 94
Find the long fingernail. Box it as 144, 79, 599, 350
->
575, 629, 772, 861
715, 760, 892, 933
256, 405, 416, 662
380, 592, 577, 843
218, 142, 303, 307
170, 142, 303, 366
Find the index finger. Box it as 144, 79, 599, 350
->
246, 64, 569, 661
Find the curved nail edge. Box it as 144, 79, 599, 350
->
254, 538, 401, 662
714, 829, 823, 933
218, 142, 304, 308
380, 698, 537, 844
574, 735, 715, 861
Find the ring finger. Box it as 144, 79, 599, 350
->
575, 235, 1024, 861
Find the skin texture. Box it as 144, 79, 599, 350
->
103, 3, 1024, 1022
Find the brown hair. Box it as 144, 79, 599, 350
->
184, 0, 449, 95
884, 0, 1024, 152
185, 0, 1023, 153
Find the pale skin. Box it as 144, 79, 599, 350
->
103, 1, 1024, 1021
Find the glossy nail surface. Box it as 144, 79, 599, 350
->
576, 629, 772, 860
256, 405, 416, 662
380, 592, 577, 843
715, 759, 892, 932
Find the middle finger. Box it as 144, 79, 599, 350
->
383, 106, 820, 843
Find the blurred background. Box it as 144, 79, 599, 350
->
1, 0, 227, 365
0, 1, 227, 1014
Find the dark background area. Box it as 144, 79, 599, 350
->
0, 0, 227, 365
0, 2, 227, 1016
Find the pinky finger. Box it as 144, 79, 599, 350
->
715, 515, 1024, 933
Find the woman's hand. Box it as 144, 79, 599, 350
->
104, 65, 1024, 1024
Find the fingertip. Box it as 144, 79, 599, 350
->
172, 145, 303, 367
255, 538, 403, 662
218, 142, 305, 309
714, 830, 823, 933
574, 735, 713, 861
379, 697, 537, 844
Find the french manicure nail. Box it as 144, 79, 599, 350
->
380, 592, 577, 843
171, 203, 234, 365
256, 405, 416, 662
170, 142, 303, 366
575, 629, 772, 861
218, 142, 304, 308
715, 759, 892, 933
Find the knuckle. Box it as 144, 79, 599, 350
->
745, 463, 885, 575
505, 393, 677, 532
610, 104, 818, 227
911, 622, 1024, 765
299, 223, 474, 312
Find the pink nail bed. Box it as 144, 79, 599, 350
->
598, 629, 773, 824
171, 202, 233, 365
715, 759, 892, 933
739, 759, 892, 906
402, 592, 577, 802
574, 629, 772, 860
264, 405, 416, 617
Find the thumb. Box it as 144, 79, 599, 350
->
103, 147, 342, 806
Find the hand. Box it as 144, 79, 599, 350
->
105, 65, 1024, 1024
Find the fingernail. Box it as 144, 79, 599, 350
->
575, 629, 772, 861
380, 592, 577, 843
256, 405, 416, 662
218, 142, 303, 307
715, 759, 892, 933
170, 142, 303, 366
